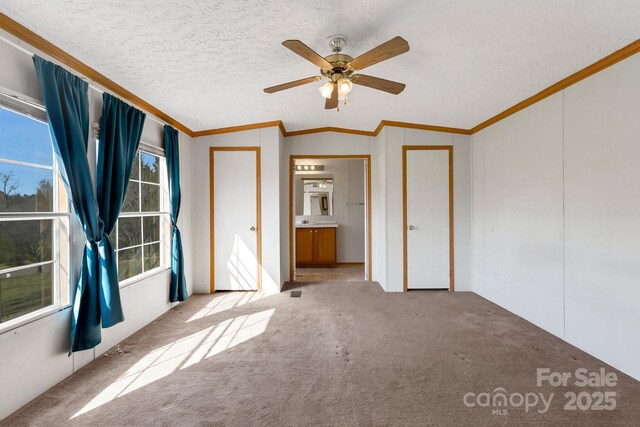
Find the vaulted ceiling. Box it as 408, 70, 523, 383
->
0, 1, 638, 133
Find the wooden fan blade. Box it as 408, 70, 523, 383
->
347, 36, 409, 71
282, 40, 333, 70
352, 74, 406, 94
264, 76, 321, 93
325, 85, 338, 109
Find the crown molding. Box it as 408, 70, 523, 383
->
380, 121, 471, 135
194, 120, 470, 138
284, 126, 377, 137
0, 13, 194, 136
280, 121, 472, 137
470, 38, 640, 134
192, 120, 284, 137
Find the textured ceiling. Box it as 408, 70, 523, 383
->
0, 1, 638, 132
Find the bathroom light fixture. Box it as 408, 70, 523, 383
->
293, 164, 324, 171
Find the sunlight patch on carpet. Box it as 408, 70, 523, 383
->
71, 309, 275, 419
186, 291, 270, 322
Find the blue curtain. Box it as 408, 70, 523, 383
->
34, 56, 104, 351
34, 57, 144, 352
164, 125, 188, 302
96, 93, 146, 325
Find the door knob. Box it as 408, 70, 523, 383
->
408, 225, 415, 230
250, 226, 256, 231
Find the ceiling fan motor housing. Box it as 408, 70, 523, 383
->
321, 54, 355, 80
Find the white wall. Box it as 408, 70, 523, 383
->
371, 128, 388, 290
346, 159, 366, 262
452, 134, 473, 293
472, 53, 640, 380
278, 130, 289, 284
0, 33, 194, 419
286, 132, 372, 156
189, 127, 284, 294
472, 94, 565, 337
563, 54, 640, 380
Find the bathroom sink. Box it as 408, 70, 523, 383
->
296, 222, 338, 228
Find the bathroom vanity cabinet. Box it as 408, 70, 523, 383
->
295, 226, 337, 267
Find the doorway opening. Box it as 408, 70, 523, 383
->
289, 155, 371, 282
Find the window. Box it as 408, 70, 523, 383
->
0, 97, 69, 327
110, 150, 169, 283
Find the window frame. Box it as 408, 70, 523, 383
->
111, 147, 171, 287
0, 90, 71, 333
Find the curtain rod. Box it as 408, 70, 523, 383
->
0, 34, 169, 129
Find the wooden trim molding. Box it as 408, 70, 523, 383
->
380, 121, 470, 135
285, 126, 377, 137
193, 121, 285, 137
209, 147, 262, 293
289, 155, 373, 283
0, 13, 193, 136
196, 120, 470, 138
402, 146, 454, 292
470, 38, 640, 134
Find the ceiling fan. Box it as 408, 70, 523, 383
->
264, 35, 409, 111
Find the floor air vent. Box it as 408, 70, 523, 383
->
290, 291, 302, 298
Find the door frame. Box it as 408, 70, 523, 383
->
402, 145, 454, 292
209, 146, 262, 293
289, 154, 372, 282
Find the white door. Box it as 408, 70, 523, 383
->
406, 148, 451, 289
212, 149, 259, 291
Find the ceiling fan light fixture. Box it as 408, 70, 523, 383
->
337, 78, 353, 96
319, 82, 334, 98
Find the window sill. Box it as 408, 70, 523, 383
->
119, 266, 171, 289
0, 304, 71, 336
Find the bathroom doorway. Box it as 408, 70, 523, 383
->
289, 155, 371, 282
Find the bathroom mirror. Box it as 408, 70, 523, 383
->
295, 178, 334, 216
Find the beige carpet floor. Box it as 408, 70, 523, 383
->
3, 282, 640, 426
